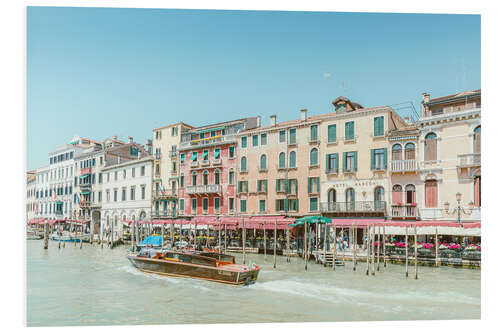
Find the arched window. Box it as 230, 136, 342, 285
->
392, 184, 403, 205
260, 154, 267, 170
192, 171, 197, 186
241, 156, 247, 172
278, 152, 286, 169
310, 148, 318, 166
392, 144, 402, 160
328, 189, 336, 211
346, 188, 355, 211
203, 170, 209, 185
214, 169, 220, 185
425, 179, 438, 208
139, 211, 146, 221
474, 126, 481, 154
424, 132, 438, 161
405, 143, 415, 160
404, 184, 416, 204
289, 151, 296, 168
374, 187, 385, 210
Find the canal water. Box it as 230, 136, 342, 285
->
26, 240, 480, 326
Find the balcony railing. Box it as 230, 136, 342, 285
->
212, 158, 221, 165
391, 205, 418, 218
458, 153, 481, 168
153, 189, 176, 198
309, 136, 320, 144
186, 184, 221, 195
321, 201, 386, 213
391, 159, 418, 172
180, 134, 237, 149
200, 159, 210, 166
190, 161, 199, 168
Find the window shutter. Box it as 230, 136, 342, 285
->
370, 149, 375, 170
334, 153, 339, 173
354, 151, 358, 171
284, 198, 289, 211
343, 152, 347, 171
326, 154, 330, 171
276, 179, 280, 192
285, 179, 289, 194
307, 178, 311, 194
275, 200, 279, 211
315, 177, 320, 193
257, 180, 260, 192
238, 181, 241, 193
383, 148, 387, 169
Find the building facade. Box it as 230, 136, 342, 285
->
100, 156, 153, 240
26, 171, 37, 223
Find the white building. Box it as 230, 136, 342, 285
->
100, 156, 153, 240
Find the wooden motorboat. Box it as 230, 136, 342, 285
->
127, 249, 260, 285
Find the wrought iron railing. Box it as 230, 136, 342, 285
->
320, 201, 386, 213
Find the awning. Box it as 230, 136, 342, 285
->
56, 201, 63, 205
331, 218, 386, 227
79, 174, 89, 179
201, 151, 208, 159
193, 126, 225, 134
290, 216, 331, 227
82, 191, 90, 195
190, 152, 197, 161
213, 149, 220, 159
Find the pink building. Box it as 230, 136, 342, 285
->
177, 117, 261, 217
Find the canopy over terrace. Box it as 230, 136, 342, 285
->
330, 218, 481, 237
29, 218, 88, 226
289, 215, 332, 227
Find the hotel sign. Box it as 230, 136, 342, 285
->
327, 179, 385, 188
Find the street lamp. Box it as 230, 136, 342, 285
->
442, 192, 473, 227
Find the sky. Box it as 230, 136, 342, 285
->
27, 7, 481, 170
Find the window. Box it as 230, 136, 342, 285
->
373, 116, 384, 136
371, 148, 387, 170
114, 172, 117, 181
113, 189, 118, 202
327, 189, 337, 210
392, 144, 402, 160
425, 180, 438, 208
310, 125, 318, 141
179, 199, 185, 211
228, 170, 235, 185
214, 169, 220, 185
276, 199, 286, 211
289, 128, 296, 144
473, 126, 481, 154
374, 187, 385, 210
240, 200, 247, 213
122, 188, 126, 201
424, 132, 438, 161
259, 200, 266, 213
141, 166, 145, 176
229, 146, 235, 158
279, 130, 286, 143
241, 137, 247, 148
107, 173, 110, 182
252, 135, 258, 147
213, 148, 220, 160
345, 121, 355, 140
346, 188, 355, 210
405, 184, 416, 204
130, 187, 135, 201
155, 164, 160, 175
289, 199, 298, 211
309, 197, 318, 212
192, 172, 197, 186
343, 151, 357, 172
202, 198, 208, 212
240, 156, 247, 172
257, 179, 268, 193
238, 181, 248, 193
214, 198, 220, 212
155, 148, 161, 159
141, 185, 145, 200
106, 190, 110, 202
278, 152, 286, 169
260, 154, 267, 170
326, 153, 339, 173
180, 153, 185, 164
98, 191, 102, 202
191, 152, 198, 162
229, 198, 235, 211
132, 168, 135, 177
308, 177, 320, 194
191, 198, 197, 212
289, 151, 296, 168
261, 133, 267, 145
405, 143, 415, 160
289, 179, 297, 194
392, 185, 403, 204
203, 170, 209, 185
310, 148, 318, 166
172, 162, 177, 172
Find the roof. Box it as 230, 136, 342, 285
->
153, 122, 195, 131
426, 89, 481, 105
187, 117, 259, 132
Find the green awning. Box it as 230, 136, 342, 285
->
79, 174, 89, 179
213, 149, 220, 158
193, 126, 225, 134
289, 215, 331, 227
56, 201, 63, 205
190, 152, 197, 161
201, 151, 208, 158
82, 191, 90, 195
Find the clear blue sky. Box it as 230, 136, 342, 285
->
27, 7, 480, 170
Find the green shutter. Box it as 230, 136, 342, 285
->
284, 198, 289, 211
371, 149, 375, 170
276, 179, 280, 192
328, 125, 336, 142
307, 178, 311, 193
383, 148, 387, 169
238, 181, 241, 193
264, 180, 268, 193
275, 200, 279, 211
316, 177, 320, 193
354, 151, 358, 171
285, 179, 289, 194
326, 154, 330, 171
343, 152, 347, 171
334, 153, 339, 173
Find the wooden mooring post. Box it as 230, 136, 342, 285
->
264, 224, 267, 258
161, 222, 164, 248
371, 224, 375, 276
242, 218, 246, 265
273, 220, 277, 269
304, 221, 308, 271
315, 223, 319, 263
414, 224, 418, 280
286, 228, 291, 263
435, 227, 439, 267
80, 224, 83, 249
383, 225, 386, 268
341, 227, 345, 264
218, 218, 222, 252
366, 225, 370, 275
224, 223, 227, 254
323, 224, 327, 267
353, 223, 357, 271
405, 225, 409, 278
131, 221, 136, 252
43, 222, 48, 250
376, 225, 380, 271
332, 223, 336, 272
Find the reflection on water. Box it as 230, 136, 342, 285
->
26, 240, 480, 326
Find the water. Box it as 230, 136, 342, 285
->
26, 240, 480, 326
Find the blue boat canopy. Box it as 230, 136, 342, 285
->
139, 235, 163, 247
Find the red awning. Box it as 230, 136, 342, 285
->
331, 218, 386, 227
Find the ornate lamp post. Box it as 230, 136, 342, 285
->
442, 192, 474, 227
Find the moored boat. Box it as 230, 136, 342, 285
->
127, 249, 260, 285
50, 231, 90, 243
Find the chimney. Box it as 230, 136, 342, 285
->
128, 136, 133, 143
113, 135, 118, 141
422, 93, 430, 104
256, 116, 261, 128
270, 115, 277, 126
301, 109, 307, 121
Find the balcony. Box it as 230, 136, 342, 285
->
186, 184, 222, 195
321, 201, 386, 214
190, 161, 199, 168
287, 139, 297, 146
200, 159, 210, 167
153, 189, 177, 199
309, 136, 320, 144
390, 159, 418, 173
420, 207, 481, 221
391, 204, 418, 219
212, 158, 221, 165
458, 153, 480, 168
180, 134, 237, 150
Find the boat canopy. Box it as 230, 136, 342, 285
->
139, 235, 163, 247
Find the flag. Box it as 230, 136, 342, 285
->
162, 185, 167, 195
35, 203, 39, 213
76, 192, 81, 206
53, 188, 57, 199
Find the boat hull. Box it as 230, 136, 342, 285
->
127, 255, 259, 285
